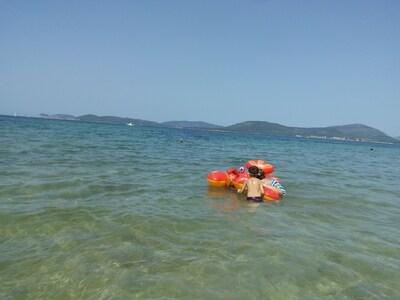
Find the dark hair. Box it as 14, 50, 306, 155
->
248, 166, 259, 176
257, 169, 265, 180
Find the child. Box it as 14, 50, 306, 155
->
257, 169, 287, 196
237, 166, 264, 202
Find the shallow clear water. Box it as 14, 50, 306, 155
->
1, 115, 399, 299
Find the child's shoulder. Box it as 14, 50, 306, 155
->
249, 177, 261, 183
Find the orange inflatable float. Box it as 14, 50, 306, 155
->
231, 172, 249, 190
207, 170, 230, 187
262, 187, 281, 201
246, 160, 274, 175
206, 160, 284, 202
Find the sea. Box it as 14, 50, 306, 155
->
1, 115, 399, 300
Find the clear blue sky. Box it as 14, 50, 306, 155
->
1, 0, 399, 137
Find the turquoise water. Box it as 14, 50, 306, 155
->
1, 115, 399, 299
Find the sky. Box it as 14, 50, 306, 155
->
1, 0, 399, 137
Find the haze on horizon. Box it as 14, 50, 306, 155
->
1, 1, 399, 137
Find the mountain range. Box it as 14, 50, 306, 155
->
39, 113, 398, 143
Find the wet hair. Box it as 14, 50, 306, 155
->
248, 166, 259, 176
257, 169, 265, 180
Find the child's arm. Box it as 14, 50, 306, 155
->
271, 180, 286, 195
237, 180, 248, 193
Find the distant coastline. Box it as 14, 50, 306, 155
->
5, 113, 399, 144
39, 113, 78, 121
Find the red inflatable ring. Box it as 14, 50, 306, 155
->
246, 160, 274, 175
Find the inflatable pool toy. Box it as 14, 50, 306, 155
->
262, 186, 281, 201
231, 172, 249, 190
207, 170, 231, 187
246, 160, 274, 174
227, 168, 240, 182
206, 160, 285, 202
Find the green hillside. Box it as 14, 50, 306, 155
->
78, 115, 159, 126
162, 121, 223, 129
40, 113, 397, 143
224, 121, 397, 143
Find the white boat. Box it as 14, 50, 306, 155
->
126, 122, 135, 126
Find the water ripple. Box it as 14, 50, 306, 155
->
1, 116, 400, 299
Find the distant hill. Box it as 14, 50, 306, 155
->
162, 120, 223, 129
37, 113, 398, 143
78, 116, 222, 129
40, 113, 78, 120
77, 114, 159, 126
224, 121, 397, 143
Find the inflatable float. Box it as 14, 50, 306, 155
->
206, 160, 284, 201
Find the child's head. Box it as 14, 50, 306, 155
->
257, 169, 265, 180
248, 166, 259, 177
